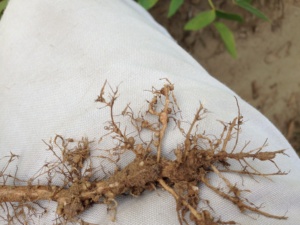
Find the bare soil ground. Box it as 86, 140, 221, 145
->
150, 0, 300, 155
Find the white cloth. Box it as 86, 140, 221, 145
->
0, 0, 299, 224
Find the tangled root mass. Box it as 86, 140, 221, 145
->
0, 79, 288, 224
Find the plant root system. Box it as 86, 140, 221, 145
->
0, 79, 288, 224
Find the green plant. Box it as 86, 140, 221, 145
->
138, 0, 269, 58
0, 0, 8, 19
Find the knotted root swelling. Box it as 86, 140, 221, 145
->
0, 79, 288, 225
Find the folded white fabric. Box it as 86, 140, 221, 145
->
0, 0, 299, 224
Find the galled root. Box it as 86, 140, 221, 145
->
0, 79, 288, 224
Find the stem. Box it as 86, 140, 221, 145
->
208, 0, 215, 10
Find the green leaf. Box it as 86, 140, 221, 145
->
216, 10, 243, 23
214, 22, 237, 58
138, 0, 159, 10
235, 0, 269, 21
184, 10, 216, 31
0, 0, 9, 13
168, 0, 184, 18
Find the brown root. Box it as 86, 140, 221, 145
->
0, 80, 288, 224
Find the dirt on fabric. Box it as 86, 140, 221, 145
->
150, 0, 300, 155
